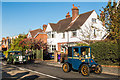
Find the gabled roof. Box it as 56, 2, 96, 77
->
49, 10, 94, 32
67, 10, 94, 31
49, 17, 72, 32
29, 29, 43, 37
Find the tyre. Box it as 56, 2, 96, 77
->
80, 64, 90, 76
94, 65, 102, 74
62, 63, 71, 73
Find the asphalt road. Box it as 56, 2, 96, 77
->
1, 60, 120, 80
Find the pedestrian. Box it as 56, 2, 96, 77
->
58, 53, 61, 64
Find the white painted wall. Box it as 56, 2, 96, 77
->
46, 11, 107, 52
27, 32, 32, 38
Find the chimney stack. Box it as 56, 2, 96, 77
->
43, 24, 47, 32
66, 12, 70, 18
72, 4, 79, 21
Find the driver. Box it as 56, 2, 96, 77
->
81, 51, 86, 57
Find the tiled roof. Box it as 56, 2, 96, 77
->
29, 29, 43, 37
67, 10, 94, 31
49, 10, 94, 32
49, 17, 72, 32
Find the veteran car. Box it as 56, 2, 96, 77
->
7, 51, 27, 64
62, 46, 102, 76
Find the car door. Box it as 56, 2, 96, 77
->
72, 47, 81, 70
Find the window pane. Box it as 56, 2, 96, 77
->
72, 31, 77, 37
73, 48, 79, 57
92, 18, 96, 23
52, 45, 56, 51
52, 34, 55, 38
63, 33, 65, 38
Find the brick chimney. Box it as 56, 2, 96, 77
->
43, 24, 47, 32
66, 12, 70, 18
72, 4, 79, 21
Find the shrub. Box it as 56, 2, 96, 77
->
90, 41, 119, 66
76, 43, 89, 46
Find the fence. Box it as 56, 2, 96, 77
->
32, 49, 43, 60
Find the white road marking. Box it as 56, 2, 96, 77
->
2, 63, 63, 80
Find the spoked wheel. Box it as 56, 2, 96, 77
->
80, 64, 90, 76
62, 63, 71, 73
94, 65, 102, 74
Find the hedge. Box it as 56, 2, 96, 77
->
90, 41, 119, 66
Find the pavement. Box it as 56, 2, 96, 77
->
35, 60, 120, 76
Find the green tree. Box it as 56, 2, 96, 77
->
8, 34, 27, 51
100, 0, 120, 43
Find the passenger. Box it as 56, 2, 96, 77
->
73, 49, 79, 57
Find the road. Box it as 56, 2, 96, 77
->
1, 60, 120, 80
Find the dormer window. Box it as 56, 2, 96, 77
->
92, 18, 96, 23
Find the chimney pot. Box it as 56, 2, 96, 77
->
66, 12, 70, 18
43, 24, 47, 32
72, 4, 79, 21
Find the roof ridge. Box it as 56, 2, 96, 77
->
30, 28, 42, 32
78, 10, 94, 16
49, 10, 94, 26
57, 17, 72, 24
66, 10, 94, 31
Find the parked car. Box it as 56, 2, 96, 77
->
62, 46, 102, 76
7, 51, 27, 64
0, 51, 6, 60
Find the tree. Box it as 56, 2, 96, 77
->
100, 0, 120, 43
9, 34, 27, 51
19, 38, 47, 51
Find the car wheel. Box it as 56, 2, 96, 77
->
80, 64, 90, 76
62, 63, 71, 73
94, 65, 102, 74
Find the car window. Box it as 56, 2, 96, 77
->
73, 48, 79, 57
80, 47, 91, 58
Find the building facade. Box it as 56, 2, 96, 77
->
45, 4, 108, 53
0, 37, 12, 51
27, 24, 47, 43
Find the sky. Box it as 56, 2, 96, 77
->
1, 2, 108, 40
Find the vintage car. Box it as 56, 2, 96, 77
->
7, 51, 27, 64
62, 46, 102, 76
